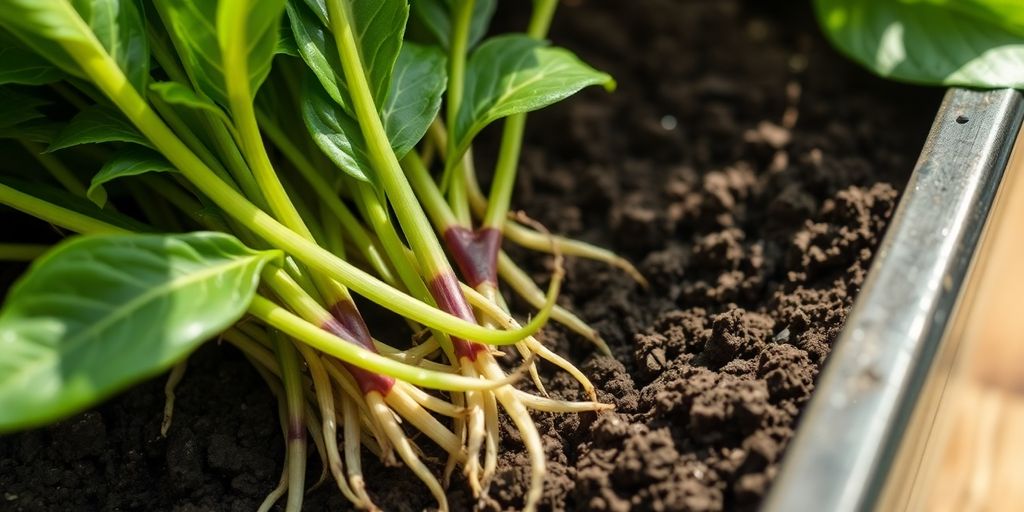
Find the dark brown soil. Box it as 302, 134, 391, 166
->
0, 0, 940, 511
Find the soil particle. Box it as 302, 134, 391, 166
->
0, 0, 939, 510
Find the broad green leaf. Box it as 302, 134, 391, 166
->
0, 1, 90, 81
452, 35, 615, 162
288, 0, 408, 110
816, 0, 1024, 88
302, 43, 446, 183
149, 81, 233, 127
70, 0, 149, 91
0, 45, 65, 85
410, 0, 496, 50
216, 0, 285, 98
276, 21, 300, 56
912, 0, 1024, 35
87, 147, 177, 206
0, 232, 280, 431
0, 177, 153, 233
286, 0, 349, 110
0, 1, 149, 90
151, 1, 225, 104
46, 105, 151, 152
381, 43, 448, 158
0, 87, 50, 130
302, 79, 374, 182
153, 0, 281, 106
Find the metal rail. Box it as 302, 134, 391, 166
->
762, 88, 1024, 512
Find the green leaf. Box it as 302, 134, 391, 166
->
286, 0, 349, 109
46, 105, 151, 152
70, 0, 149, 91
382, 43, 448, 159
87, 147, 177, 206
302, 79, 373, 182
216, 0, 285, 98
302, 42, 446, 183
276, 20, 300, 56
452, 35, 615, 162
287, 0, 408, 111
149, 81, 233, 126
0, 86, 50, 130
0, 1, 149, 90
410, 0, 496, 50
815, 0, 1024, 88
151, 1, 225, 104
0, 232, 280, 431
153, 0, 282, 106
0, 45, 65, 85
0, 1, 90, 81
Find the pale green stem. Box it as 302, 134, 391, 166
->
248, 295, 519, 389
325, 0, 460, 280
481, 0, 558, 230
0, 182, 128, 235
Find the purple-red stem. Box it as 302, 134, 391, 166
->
322, 300, 395, 395
443, 226, 501, 288
427, 271, 487, 361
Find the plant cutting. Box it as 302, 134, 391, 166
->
0, 1, 990, 510
0, 0, 631, 510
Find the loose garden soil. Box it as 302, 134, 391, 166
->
0, 0, 942, 511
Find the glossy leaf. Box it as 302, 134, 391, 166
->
381, 43, 448, 158
452, 35, 615, 162
0, 1, 89, 81
46, 106, 151, 152
286, 0, 349, 110
151, 1, 224, 104
303, 43, 446, 183
149, 81, 233, 126
0, 1, 148, 90
411, 0, 496, 50
153, 0, 282, 106
288, 0, 408, 110
0, 232, 281, 431
70, 0, 150, 91
87, 147, 177, 206
816, 0, 1024, 88
302, 78, 373, 182
216, 0, 285, 98
276, 21, 299, 56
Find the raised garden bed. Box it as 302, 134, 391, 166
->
0, 0, 957, 511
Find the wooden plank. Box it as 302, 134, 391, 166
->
910, 119, 1024, 512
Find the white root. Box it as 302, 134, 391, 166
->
367, 392, 449, 512
160, 360, 187, 437
394, 381, 466, 417
385, 388, 464, 458
342, 395, 377, 510
298, 350, 363, 506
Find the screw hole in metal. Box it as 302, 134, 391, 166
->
956, 115, 970, 124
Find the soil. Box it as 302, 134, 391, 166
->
0, 0, 941, 511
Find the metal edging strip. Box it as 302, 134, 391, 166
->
761, 88, 1024, 512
